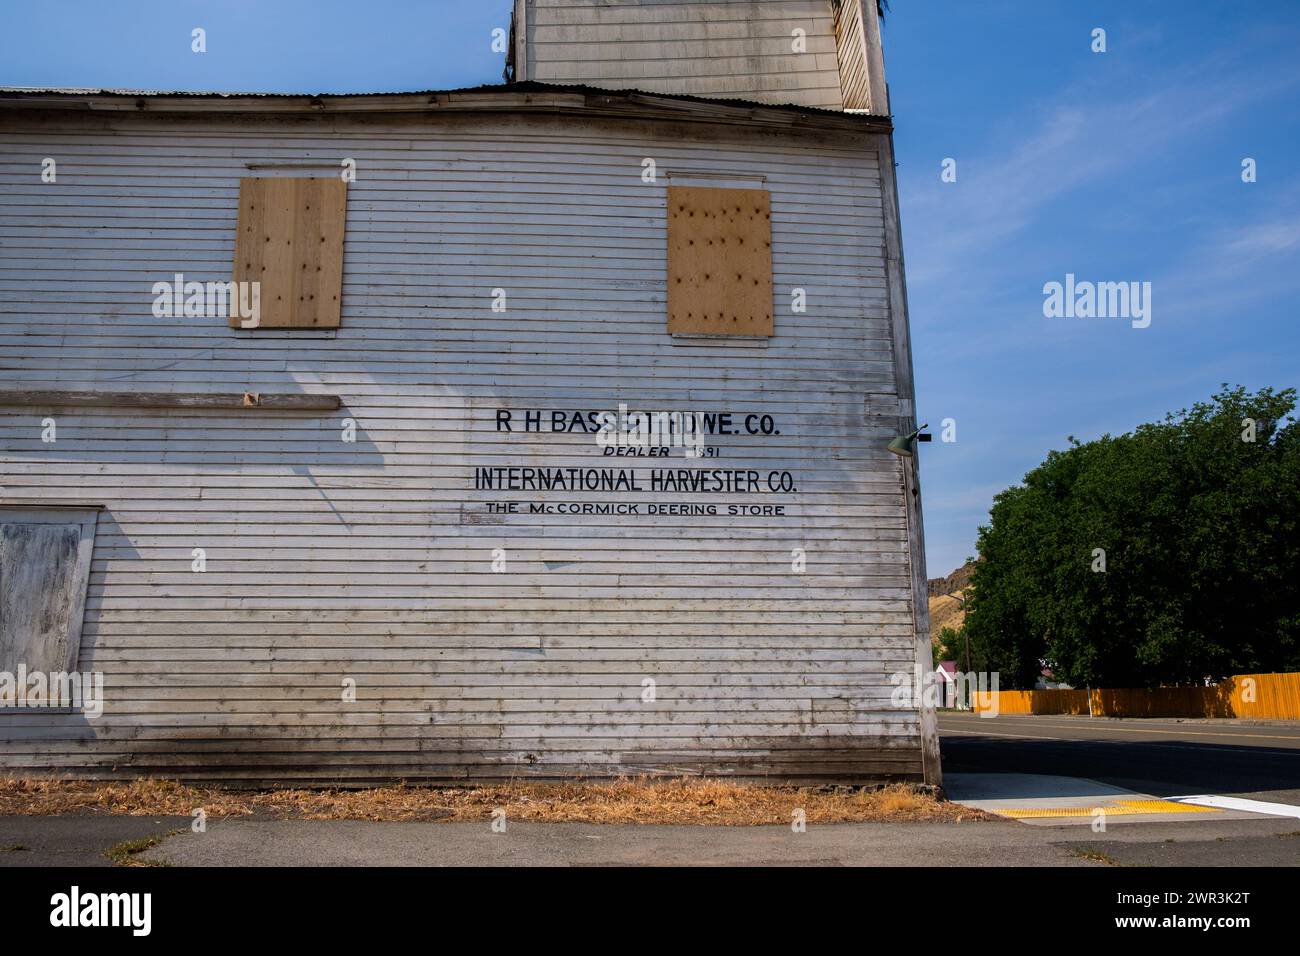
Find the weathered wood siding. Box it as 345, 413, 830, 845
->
520, 0, 848, 109
832, 0, 870, 110
0, 104, 924, 784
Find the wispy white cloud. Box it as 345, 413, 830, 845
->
1149, 182, 1300, 320
901, 49, 1300, 289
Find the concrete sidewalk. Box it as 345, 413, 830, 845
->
944, 772, 1298, 826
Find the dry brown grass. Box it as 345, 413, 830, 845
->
0, 776, 987, 826
929, 590, 968, 636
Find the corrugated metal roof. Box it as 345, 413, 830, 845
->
0, 85, 438, 97
0, 81, 886, 121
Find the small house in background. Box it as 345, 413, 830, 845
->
936, 661, 959, 708
0, 1, 938, 785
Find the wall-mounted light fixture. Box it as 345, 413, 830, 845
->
886, 423, 931, 458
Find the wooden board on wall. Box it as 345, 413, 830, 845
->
231, 178, 347, 328
667, 185, 773, 337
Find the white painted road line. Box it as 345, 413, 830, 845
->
1166, 795, 1300, 819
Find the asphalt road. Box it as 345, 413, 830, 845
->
133, 816, 1300, 867
0, 815, 189, 867
4, 810, 1295, 867
939, 713, 1300, 805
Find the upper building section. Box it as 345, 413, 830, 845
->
509, 0, 888, 114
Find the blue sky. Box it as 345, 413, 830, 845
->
886, 1, 1300, 573
3, 0, 1297, 575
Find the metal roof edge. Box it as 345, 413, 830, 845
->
0, 81, 892, 134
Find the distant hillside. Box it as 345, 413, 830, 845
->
928, 561, 976, 644
928, 562, 974, 599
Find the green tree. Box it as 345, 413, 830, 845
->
963, 386, 1300, 689
933, 626, 965, 667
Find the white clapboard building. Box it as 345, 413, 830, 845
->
0, 0, 939, 785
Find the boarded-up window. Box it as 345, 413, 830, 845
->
232, 177, 347, 329
667, 186, 773, 337
0, 508, 98, 677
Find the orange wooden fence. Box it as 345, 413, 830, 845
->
971, 672, 1300, 718
1229, 672, 1300, 719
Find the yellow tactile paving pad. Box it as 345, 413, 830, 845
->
1001, 799, 1221, 819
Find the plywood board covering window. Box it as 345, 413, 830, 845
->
667, 185, 773, 337
0, 507, 98, 677
232, 178, 347, 328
